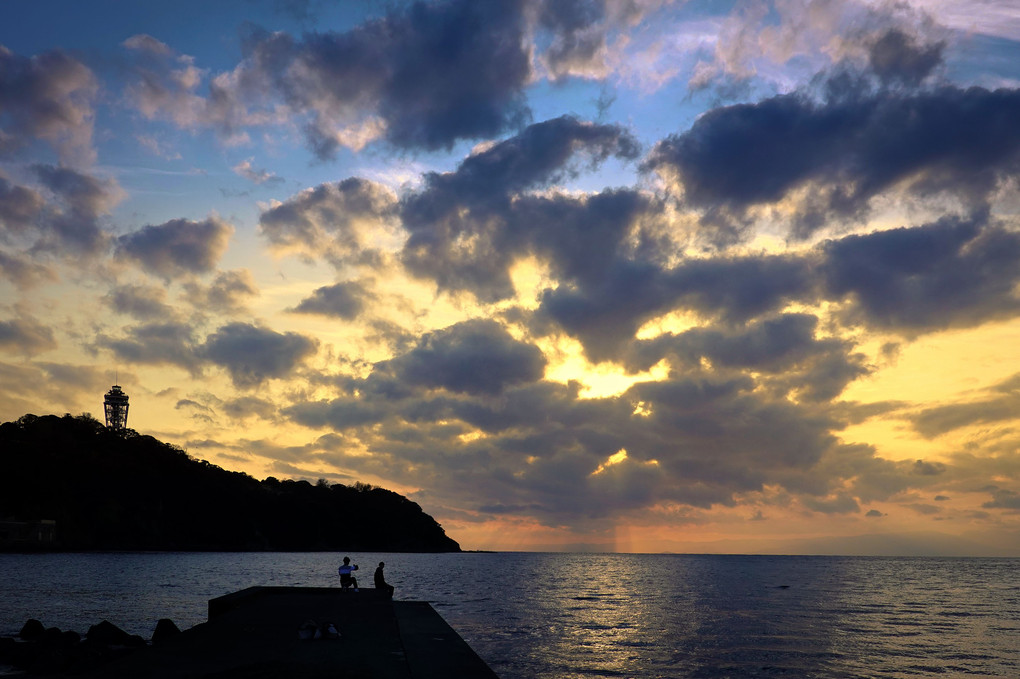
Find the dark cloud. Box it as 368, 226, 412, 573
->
535, 0, 608, 79
623, 313, 869, 402
822, 213, 1020, 332
176, 398, 214, 414
97, 321, 201, 372
202, 322, 318, 388
105, 284, 176, 320
400, 116, 642, 300
116, 216, 233, 279
0, 174, 44, 236
801, 493, 860, 514
0, 45, 97, 164
381, 319, 546, 396
0, 315, 57, 356
538, 253, 815, 362
903, 502, 942, 515
281, 362, 854, 524
232, 0, 532, 156
183, 269, 259, 314
21, 165, 121, 255
913, 459, 946, 476
983, 489, 1020, 510
0, 255, 63, 289
290, 280, 373, 319
221, 395, 277, 421
259, 177, 396, 266
645, 84, 1020, 238
910, 373, 1020, 438
867, 28, 944, 87
405, 115, 639, 207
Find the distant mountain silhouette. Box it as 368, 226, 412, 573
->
0, 413, 460, 553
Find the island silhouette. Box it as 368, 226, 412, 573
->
0, 413, 460, 553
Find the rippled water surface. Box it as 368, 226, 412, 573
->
1, 553, 1017, 678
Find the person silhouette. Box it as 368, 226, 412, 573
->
338, 556, 359, 592
374, 561, 394, 598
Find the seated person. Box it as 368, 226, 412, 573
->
374, 561, 395, 598
338, 556, 359, 591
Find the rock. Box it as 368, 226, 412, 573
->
152, 618, 181, 645
42, 626, 64, 644
126, 633, 148, 647
86, 620, 133, 647
18, 618, 44, 641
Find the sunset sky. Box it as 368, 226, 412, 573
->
2, 0, 1020, 555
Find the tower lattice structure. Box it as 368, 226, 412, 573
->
104, 385, 130, 431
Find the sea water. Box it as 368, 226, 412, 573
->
1, 552, 1017, 678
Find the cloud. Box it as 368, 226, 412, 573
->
0, 314, 57, 356
248, 0, 533, 155
259, 177, 397, 267
400, 116, 643, 300
116, 216, 234, 279
380, 319, 547, 396
910, 372, 1020, 437
867, 28, 945, 87
105, 283, 176, 321
182, 269, 259, 314
0, 45, 98, 164
201, 322, 318, 388
31, 165, 122, 255
0, 174, 45, 236
122, 34, 252, 144
688, 0, 946, 94
1, 166, 118, 275
822, 213, 1020, 332
136, 134, 182, 160
123, 0, 535, 156
645, 83, 1020, 239
0, 250, 55, 289
534, 0, 613, 80
278, 337, 867, 525
97, 321, 202, 372
221, 395, 278, 421
623, 312, 869, 401
232, 158, 284, 185
290, 280, 374, 320
983, 488, 1020, 510
538, 253, 816, 362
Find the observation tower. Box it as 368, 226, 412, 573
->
104, 384, 130, 431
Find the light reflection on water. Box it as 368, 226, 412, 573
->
1, 553, 1018, 678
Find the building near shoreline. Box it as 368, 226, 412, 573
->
0, 519, 56, 548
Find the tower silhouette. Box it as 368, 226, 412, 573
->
104, 385, 130, 431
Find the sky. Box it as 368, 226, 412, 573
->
2, 0, 1020, 555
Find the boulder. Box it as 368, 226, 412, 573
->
18, 618, 44, 641
86, 620, 133, 647
152, 618, 181, 645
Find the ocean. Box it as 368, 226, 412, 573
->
1, 552, 1017, 678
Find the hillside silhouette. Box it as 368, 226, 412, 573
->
0, 414, 460, 552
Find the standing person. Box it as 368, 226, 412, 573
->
374, 561, 394, 598
338, 556, 359, 592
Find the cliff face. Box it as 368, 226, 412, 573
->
0, 414, 460, 553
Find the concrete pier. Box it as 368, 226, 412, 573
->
85, 587, 499, 678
